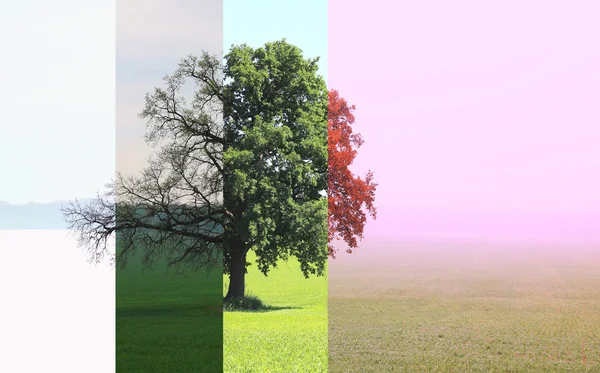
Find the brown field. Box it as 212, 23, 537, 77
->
329, 242, 600, 372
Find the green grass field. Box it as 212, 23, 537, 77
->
223, 252, 328, 373
116, 253, 223, 372
329, 243, 600, 373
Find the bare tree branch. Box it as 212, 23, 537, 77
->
62, 53, 228, 272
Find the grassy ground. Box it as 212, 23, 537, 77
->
223, 252, 328, 373
329, 243, 600, 372
116, 253, 222, 373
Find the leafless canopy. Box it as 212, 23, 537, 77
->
62, 53, 227, 271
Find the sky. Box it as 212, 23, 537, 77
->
0, 0, 115, 205
120, 0, 327, 177
0, 0, 326, 205
5, 0, 596, 244
0, 0, 223, 204
329, 0, 600, 244
119, 0, 326, 178
0, 0, 326, 220
116, 0, 222, 177
225, 0, 327, 80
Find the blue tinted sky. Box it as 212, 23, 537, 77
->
224, 0, 327, 81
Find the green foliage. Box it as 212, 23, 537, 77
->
222, 39, 328, 278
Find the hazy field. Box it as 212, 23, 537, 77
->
223, 252, 328, 373
329, 242, 600, 372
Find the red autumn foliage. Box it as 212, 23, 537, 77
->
328, 89, 377, 258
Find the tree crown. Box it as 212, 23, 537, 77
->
64, 39, 329, 278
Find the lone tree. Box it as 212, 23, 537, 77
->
327, 89, 377, 258
63, 40, 328, 301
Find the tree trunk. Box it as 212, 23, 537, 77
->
224, 246, 246, 301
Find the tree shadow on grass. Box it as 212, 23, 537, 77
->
225, 305, 303, 313
222, 295, 303, 313
118, 302, 300, 316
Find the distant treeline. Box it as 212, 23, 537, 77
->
0, 200, 224, 233
116, 202, 224, 236
114, 202, 224, 266
0, 200, 88, 230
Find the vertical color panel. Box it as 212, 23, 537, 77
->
329, 1, 600, 372
223, 1, 328, 372
116, 1, 223, 372
0, 1, 115, 372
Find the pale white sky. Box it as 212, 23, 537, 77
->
0, 0, 222, 205
0, 0, 115, 204
116, 0, 222, 177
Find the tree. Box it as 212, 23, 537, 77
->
63, 40, 328, 301
327, 89, 377, 258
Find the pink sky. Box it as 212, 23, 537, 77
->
329, 1, 600, 244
